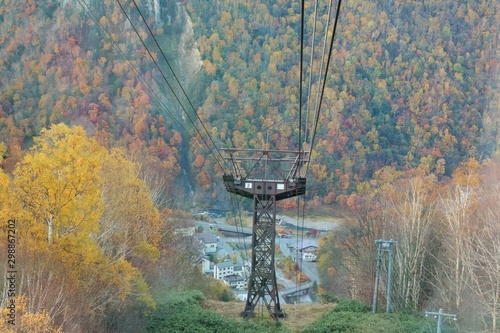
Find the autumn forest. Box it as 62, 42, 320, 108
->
0, 0, 499, 332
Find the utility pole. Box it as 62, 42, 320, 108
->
372, 240, 382, 314
385, 240, 395, 313
425, 308, 457, 333
222, 149, 308, 321
372, 239, 397, 314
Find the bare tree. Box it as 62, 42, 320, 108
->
468, 219, 500, 332
432, 183, 476, 313
468, 160, 500, 332
384, 176, 437, 310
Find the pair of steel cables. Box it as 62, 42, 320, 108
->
295, 0, 343, 302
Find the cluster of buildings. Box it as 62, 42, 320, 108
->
194, 232, 248, 290
182, 222, 320, 293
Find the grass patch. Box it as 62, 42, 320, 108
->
146, 291, 288, 333
205, 300, 335, 333
147, 294, 452, 333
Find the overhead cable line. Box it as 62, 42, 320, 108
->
298, 0, 306, 162
306, 0, 334, 148
116, 0, 230, 174
76, 0, 219, 170
128, 1, 248, 271
123, 2, 250, 291
87, 1, 248, 291
228, 193, 249, 280
304, 0, 320, 147
296, 0, 342, 299
116, 0, 226, 173
295, 0, 307, 302
128, 0, 231, 174
306, 0, 343, 174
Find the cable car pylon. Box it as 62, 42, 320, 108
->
222, 148, 308, 320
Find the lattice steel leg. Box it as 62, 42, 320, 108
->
242, 195, 284, 320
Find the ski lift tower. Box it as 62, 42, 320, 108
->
222, 148, 308, 320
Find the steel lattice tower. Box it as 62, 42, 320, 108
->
222, 149, 308, 320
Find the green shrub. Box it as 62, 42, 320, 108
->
302, 311, 363, 333
332, 299, 370, 313
303, 299, 431, 333
317, 291, 339, 304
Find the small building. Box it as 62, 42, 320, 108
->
302, 251, 317, 262
213, 261, 244, 281
297, 240, 318, 251
197, 257, 214, 275
194, 232, 218, 254
298, 240, 318, 262
222, 274, 246, 289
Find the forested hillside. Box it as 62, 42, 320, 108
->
189, 0, 498, 203
0, 0, 498, 205
0, 0, 188, 203
0, 0, 498, 332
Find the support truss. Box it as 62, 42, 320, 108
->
244, 194, 281, 319
222, 149, 308, 320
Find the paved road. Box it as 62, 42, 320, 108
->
277, 236, 320, 285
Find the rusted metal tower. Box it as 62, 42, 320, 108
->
222, 148, 308, 320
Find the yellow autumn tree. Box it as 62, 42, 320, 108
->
98, 148, 161, 265
96, 148, 160, 309
7, 124, 155, 331
0, 295, 62, 333
13, 123, 105, 249
9, 124, 111, 329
